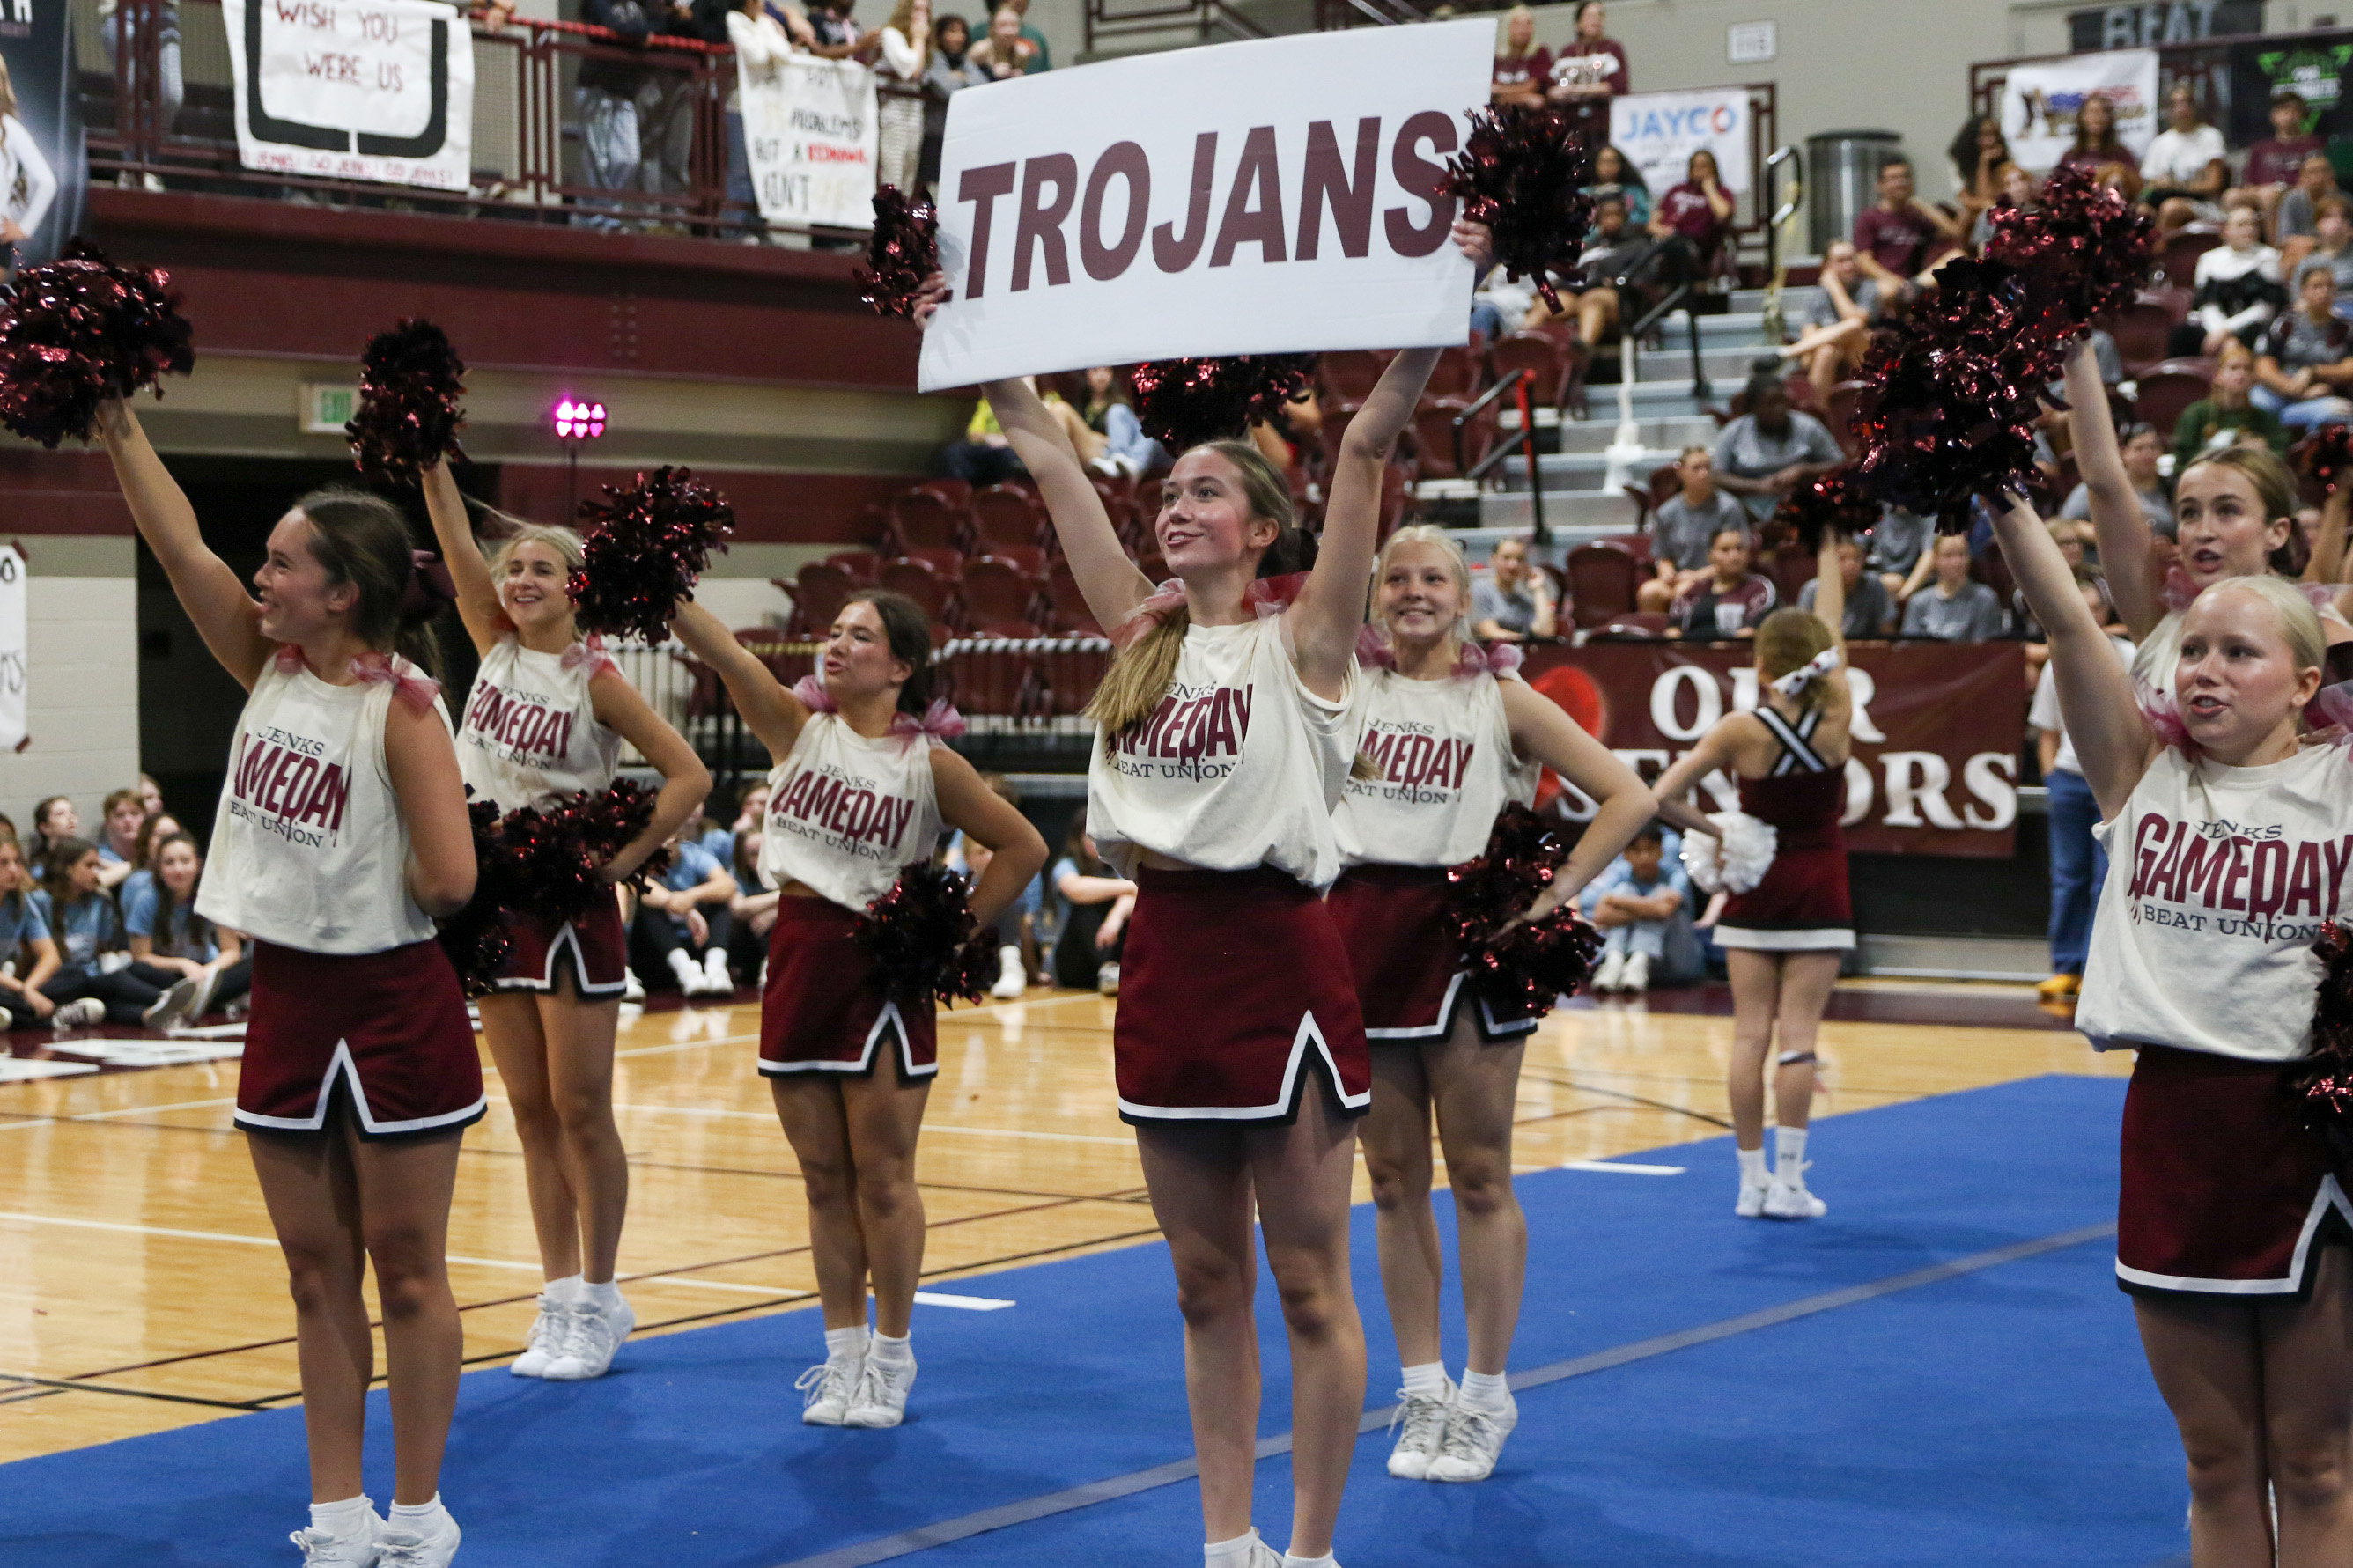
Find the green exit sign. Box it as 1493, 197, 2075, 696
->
300, 383, 358, 434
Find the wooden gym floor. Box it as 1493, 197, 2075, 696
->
0, 981, 2128, 1467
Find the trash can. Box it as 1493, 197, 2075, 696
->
1806, 129, 1901, 258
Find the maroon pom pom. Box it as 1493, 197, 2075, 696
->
1443, 803, 1604, 1021
1982, 164, 2156, 329
858, 186, 941, 320
437, 784, 670, 997
568, 467, 736, 644
347, 319, 467, 483
1773, 467, 1881, 555
2283, 921, 2353, 1163
437, 800, 514, 995
2296, 423, 2353, 496
0, 239, 195, 447
1440, 105, 1594, 313
1128, 354, 1317, 453
853, 861, 995, 1008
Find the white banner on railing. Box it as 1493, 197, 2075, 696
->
2000, 48, 2158, 173
741, 56, 879, 231
918, 22, 1491, 393
0, 547, 27, 753
1610, 86, 1751, 199
221, 0, 474, 190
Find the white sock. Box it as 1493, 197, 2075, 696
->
870, 1329, 913, 1367
308, 1496, 372, 1538
1775, 1125, 1809, 1183
824, 1324, 869, 1365
1398, 1360, 1448, 1400
1283, 1554, 1338, 1568
1458, 1368, 1510, 1415
387, 1495, 444, 1528
542, 1272, 584, 1304
1737, 1146, 1767, 1188
580, 1279, 622, 1312
1205, 1529, 1263, 1567
667, 948, 701, 987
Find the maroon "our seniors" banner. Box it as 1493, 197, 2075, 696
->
1520, 642, 2028, 858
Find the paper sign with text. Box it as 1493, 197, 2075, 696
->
741, 55, 878, 231
918, 22, 1492, 392
1611, 86, 1751, 202
223, 0, 473, 190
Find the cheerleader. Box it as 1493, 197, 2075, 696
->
666, 591, 1044, 1430
1650, 529, 1853, 1221
918, 232, 1482, 1568
420, 461, 711, 1382
1329, 524, 1660, 1484
1988, 492, 2353, 1564
98, 400, 477, 1567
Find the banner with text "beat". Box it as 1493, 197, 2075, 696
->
918, 21, 1493, 392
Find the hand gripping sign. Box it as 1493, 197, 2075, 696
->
917, 22, 1493, 392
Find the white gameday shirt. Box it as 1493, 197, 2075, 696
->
456, 637, 624, 813
2078, 743, 2352, 1062
1087, 615, 1357, 889
1336, 667, 1538, 867
199, 657, 444, 955
759, 711, 945, 911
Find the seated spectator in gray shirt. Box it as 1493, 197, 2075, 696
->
1710, 377, 1846, 519
1636, 446, 1752, 614
2295, 195, 2353, 310
1899, 534, 2007, 640
2058, 420, 2173, 536
1472, 535, 1557, 642
1797, 535, 1896, 637
1867, 505, 1933, 598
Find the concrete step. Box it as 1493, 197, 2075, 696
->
1552, 415, 1718, 454
1479, 489, 1639, 531
1625, 342, 1782, 385
1502, 448, 1685, 493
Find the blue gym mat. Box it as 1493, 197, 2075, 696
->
0, 1075, 2187, 1567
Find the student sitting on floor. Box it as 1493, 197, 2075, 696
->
1580, 822, 1703, 993
630, 824, 739, 997
31, 836, 192, 1028
125, 832, 251, 1028
0, 836, 56, 1030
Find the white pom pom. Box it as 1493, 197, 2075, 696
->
1678, 812, 1778, 895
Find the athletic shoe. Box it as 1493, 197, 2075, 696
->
1619, 952, 1650, 994
1591, 949, 1626, 993
1385, 1375, 1456, 1479
545, 1292, 635, 1380
2035, 972, 2080, 1000
1763, 1172, 1827, 1219
990, 944, 1024, 1000
796, 1357, 858, 1425
0, 1005, 15, 1035
1735, 1177, 1770, 1218
52, 998, 104, 1031
844, 1351, 918, 1427
1095, 961, 1120, 997
1427, 1392, 1517, 1483
288, 1516, 381, 1566
181, 966, 219, 1025
622, 968, 646, 1003
143, 976, 203, 1031
701, 949, 734, 996
372, 1505, 461, 1568
509, 1294, 572, 1378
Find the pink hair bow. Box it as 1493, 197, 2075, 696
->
2135, 675, 2197, 755
561, 633, 618, 679
890, 697, 967, 747
2159, 565, 2200, 615
350, 652, 443, 714
791, 674, 839, 714
1108, 579, 1188, 651
1245, 571, 1310, 620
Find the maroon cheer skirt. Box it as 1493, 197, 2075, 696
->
759, 895, 937, 1079
239, 939, 484, 1139
1326, 864, 1541, 1044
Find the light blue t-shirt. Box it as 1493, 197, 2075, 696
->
1581, 847, 1693, 915
659, 839, 727, 897
0, 891, 51, 961
33, 889, 120, 968
124, 882, 218, 962
698, 828, 737, 872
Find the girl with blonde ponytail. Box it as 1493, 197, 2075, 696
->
911, 224, 1487, 1568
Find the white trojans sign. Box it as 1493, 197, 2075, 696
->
918, 23, 1493, 392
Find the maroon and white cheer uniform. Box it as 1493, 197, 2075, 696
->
1714, 705, 1854, 951
2082, 743, 2353, 1298
1327, 665, 1542, 1042
756, 710, 945, 1078
1088, 615, 1370, 1124
458, 636, 629, 996
200, 655, 482, 1138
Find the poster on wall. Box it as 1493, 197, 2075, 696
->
2000, 48, 2158, 172
1609, 86, 1751, 200
0, 0, 84, 269
741, 55, 878, 232
0, 545, 28, 752
1523, 641, 2025, 858
221, 0, 473, 189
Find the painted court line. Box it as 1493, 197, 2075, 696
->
770, 1220, 2117, 1568
1557, 1160, 1685, 1175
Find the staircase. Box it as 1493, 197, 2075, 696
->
1470, 287, 1788, 536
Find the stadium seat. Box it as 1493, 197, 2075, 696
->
971, 483, 1047, 552
1597, 610, 1671, 638
792, 561, 857, 637
1565, 541, 1640, 629
963, 556, 1046, 626
981, 542, 1050, 578
1411, 398, 1496, 481
1489, 331, 1576, 415
1425, 343, 1489, 401
1317, 349, 1390, 412
1046, 560, 1096, 634
2157, 228, 2220, 289
823, 549, 881, 582
889, 487, 969, 553
1766, 541, 1818, 604
2131, 357, 2216, 440
902, 545, 965, 582
880, 556, 955, 623
1622, 462, 1680, 533
2107, 294, 2180, 377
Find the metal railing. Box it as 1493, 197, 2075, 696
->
1084, 0, 1268, 53
82, 0, 923, 239
1457, 367, 1545, 541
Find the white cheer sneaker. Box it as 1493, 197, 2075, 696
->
1385, 1376, 1456, 1480
1427, 1392, 1518, 1483
797, 1357, 859, 1425
845, 1352, 918, 1427
509, 1292, 572, 1378
545, 1292, 634, 1380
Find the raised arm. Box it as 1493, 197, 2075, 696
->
2062, 337, 2159, 638
2306, 489, 2351, 589
588, 670, 712, 882
1811, 529, 1847, 649
1500, 682, 1654, 915
668, 600, 809, 761
95, 400, 272, 688
985, 374, 1154, 629
422, 460, 507, 655
1990, 497, 2152, 817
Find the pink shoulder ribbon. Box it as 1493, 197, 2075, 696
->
2310, 679, 2353, 748
791, 674, 839, 714
561, 632, 619, 679
1354, 623, 1397, 670
1109, 579, 1188, 651
2135, 675, 2196, 755
350, 652, 443, 714
270, 644, 306, 675
2158, 565, 2200, 615
1457, 641, 1523, 680
1245, 571, 1310, 620
890, 697, 968, 748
